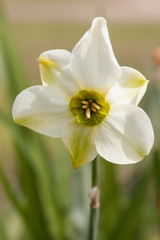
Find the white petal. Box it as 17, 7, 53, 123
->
63, 124, 97, 169
107, 67, 148, 105
39, 49, 79, 96
95, 104, 154, 164
12, 86, 74, 138
71, 17, 121, 92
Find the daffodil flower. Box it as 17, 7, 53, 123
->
12, 17, 154, 169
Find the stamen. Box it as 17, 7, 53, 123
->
70, 90, 110, 126
82, 105, 88, 109
82, 100, 89, 105
86, 108, 91, 119
92, 102, 100, 110
81, 99, 100, 119
91, 107, 96, 112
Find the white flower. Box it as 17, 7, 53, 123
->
12, 17, 154, 169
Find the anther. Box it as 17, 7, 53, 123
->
89, 99, 93, 103
82, 100, 89, 105
82, 105, 88, 109
92, 102, 100, 110
86, 108, 91, 119
91, 107, 96, 112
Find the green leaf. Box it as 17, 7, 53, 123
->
107, 172, 151, 240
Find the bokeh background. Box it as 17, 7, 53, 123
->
0, 0, 160, 239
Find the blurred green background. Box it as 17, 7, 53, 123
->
0, 0, 160, 239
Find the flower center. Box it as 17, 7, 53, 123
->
70, 90, 110, 126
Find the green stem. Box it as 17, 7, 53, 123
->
88, 156, 100, 240
92, 157, 99, 187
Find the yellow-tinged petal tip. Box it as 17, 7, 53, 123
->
38, 56, 60, 86
140, 152, 147, 158
124, 78, 147, 88
38, 57, 59, 70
